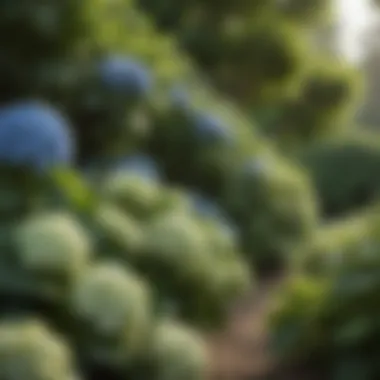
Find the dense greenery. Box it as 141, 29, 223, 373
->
0, 0, 321, 379
138, 0, 362, 145
1, 0, 380, 379
140, 0, 375, 220
271, 209, 380, 379
297, 132, 380, 217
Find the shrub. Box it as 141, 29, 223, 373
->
270, 211, 380, 379
138, 0, 361, 146
0, 0, 328, 378
298, 132, 380, 217
223, 152, 319, 271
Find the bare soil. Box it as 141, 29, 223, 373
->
206, 275, 316, 380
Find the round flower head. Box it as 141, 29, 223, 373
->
149, 320, 208, 380
0, 101, 74, 171
15, 212, 92, 285
98, 55, 152, 98
0, 319, 78, 380
69, 262, 152, 357
142, 212, 209, 275
103, 171, 162, 218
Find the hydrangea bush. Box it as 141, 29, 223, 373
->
0, 0, 356, 379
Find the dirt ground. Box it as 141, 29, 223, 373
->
206, 276, 315, 380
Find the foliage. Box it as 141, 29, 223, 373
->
271, 210, 380, 379
0, 0, 374, 379
138, 0, 361, 144
0, 0, 273, 379
223, 152, 319, 270
298, 132, 380, 217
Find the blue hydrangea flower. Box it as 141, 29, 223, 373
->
98, 55, 152, 98
112, 154, 161, 181
0, 101, 74, 171
192, 113, 233, 145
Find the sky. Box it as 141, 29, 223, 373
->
336, 0, 379, 61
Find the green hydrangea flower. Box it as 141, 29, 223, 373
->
15, 212, 92, 286
69, 262, 152, 361
102, 172, 163, 219
0, 319, 79, 380
141, 212, 210, 277
148, 320, 208, 380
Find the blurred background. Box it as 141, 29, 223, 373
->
0, 1, 380, 380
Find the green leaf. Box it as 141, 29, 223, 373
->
49, 168, 98, 213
